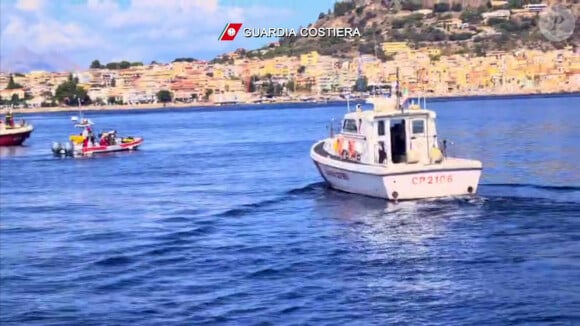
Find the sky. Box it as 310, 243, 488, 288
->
0, 0, 337, 69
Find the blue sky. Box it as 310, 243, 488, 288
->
0, 0, 337, 68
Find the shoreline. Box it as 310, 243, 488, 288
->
5, 90, 579, 115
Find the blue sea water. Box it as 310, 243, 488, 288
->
1, 96, 579, 325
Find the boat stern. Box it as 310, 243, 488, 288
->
383, 158, 483, 201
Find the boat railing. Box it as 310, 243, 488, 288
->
327, 118, 340, 138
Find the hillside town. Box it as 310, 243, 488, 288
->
0, 43, 578, 109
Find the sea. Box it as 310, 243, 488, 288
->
1, 96, 579, 325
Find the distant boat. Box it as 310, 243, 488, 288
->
52, 117, 143, 157
0, 111, 34, 146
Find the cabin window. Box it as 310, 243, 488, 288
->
412, 120, 425, 134
377, 120, 385, 136
343, 119, 358, 133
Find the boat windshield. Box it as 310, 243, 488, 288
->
342, 119, 358, 133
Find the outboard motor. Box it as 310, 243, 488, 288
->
52, 142, 63, 155
64, 142, 73, 156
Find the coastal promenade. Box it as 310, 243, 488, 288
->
6, 88, 579, 114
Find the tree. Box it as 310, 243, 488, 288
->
354, 76, 368, 92
11, 94, 20, 104
433, 2, 450, 12
401, 0, 422, 11
6, 75, 22, 89
119, 61, 131, 69
107, 96, 117, 104
90, 60, 104, 69
508, 0, 523, 8
274, 83, 283, 96
111, 77, 116, 87
474, 44, 487, 57
334, 1, 355, 16
297, 65, 306, 74
54, 75, 90, 105
460, 9, 483, 24
265, 81, 275, 96
156, 90, 172, 103
106, 62, 120, 70
286, 79, 295, 92
204, 89, 213, 101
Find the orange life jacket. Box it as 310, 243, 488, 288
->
336, 137, 343, 155
348, 140, 355, 158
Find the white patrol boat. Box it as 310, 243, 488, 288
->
310, 78, 482, 201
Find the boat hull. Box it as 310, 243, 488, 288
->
53, 137, 144, 157
311, 141, 482, 201
0, 126, 34, 146
80, 138, 144, 156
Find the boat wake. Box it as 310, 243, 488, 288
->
286, 182, 328, 195
215, 182, 328, 218
481, 183, 580, 192
214, 181, 579, 219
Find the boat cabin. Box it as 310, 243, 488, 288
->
331, 96, 444, 166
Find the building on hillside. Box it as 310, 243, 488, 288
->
381, 42, 410, 55
300, 51, 320, 66
482, 10, 511, 21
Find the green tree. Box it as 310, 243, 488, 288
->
433, 2, 450, 12
204, 89, 213, 100
119, 61, 131, 69
54, 75, 90, 105
11, 94, 20, 104
460, 8, 483, 24
333, 1, 355, 16
6, 75, 22, 89
90, 60, 103, 69
156, 90, 172, 103
354, 76, 368, 92
106, 62, 120, 70
401, 0, 422, 11
285, 79, 295, 92
274, 83, 283, 96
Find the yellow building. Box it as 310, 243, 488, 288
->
0, 88, 25, 99
421, 48, 441, 57
381, 42, 410, 55
300, 51, 319, 66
